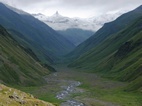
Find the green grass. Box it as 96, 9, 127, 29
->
13, 86, 62, 106
0, 84, 55, 106
78, 77, 142, 106
0, 25, 50, 86
0, 26, 62, 105
69, 17, 142, 91
101, 90, 142, 106
39, 93, 62, 105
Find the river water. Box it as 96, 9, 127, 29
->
45, 72, 85, 106
56, 80, 85, 106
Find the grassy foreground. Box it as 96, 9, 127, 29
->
15, 85, 63, 106
0, 84, 55, 106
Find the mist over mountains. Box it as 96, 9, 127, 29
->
33, 10, 128, 31
32, 10, 128, 45
0, 2, 142, 106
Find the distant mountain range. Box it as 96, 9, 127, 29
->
32, 10, 128, 45
58, 28, 94, 46
5, 5, 95, 46
33, 10, 128, 31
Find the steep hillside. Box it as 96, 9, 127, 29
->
0, 3, 75, 64
0, 84, 55, 106
58, 28, 94, 45
0, 25, 52, 86
68, 5, 142, 60
69, 16, 142, 91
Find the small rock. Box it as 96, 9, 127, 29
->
15, 95, 19, 99
9, 95, 14, 99
13, 91, 17, 95
9, 88, 11, 92
34, 103, 38, 106
19, 100, 26, 105
30, 94, 34, 98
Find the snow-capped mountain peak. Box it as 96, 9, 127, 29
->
47, 11, 69, 23
33, 10, 128, 31
52, 11, 60, 17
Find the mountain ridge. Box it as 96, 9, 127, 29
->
33, 10, 127, 45
0, 3, 75, 64
68, 6, 142, 91
67, 5, 142, 60
33, 11, 126, 31
0, 25, 52, 86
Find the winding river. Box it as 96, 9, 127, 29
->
56, 80, 85, 106
45, 72, 85, 106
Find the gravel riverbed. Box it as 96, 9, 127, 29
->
45, 72, 85, 106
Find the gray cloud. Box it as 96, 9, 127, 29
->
59, 0, 142, 11
0, 0, 142, 17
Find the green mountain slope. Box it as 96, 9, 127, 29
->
58, 28, 94, 46
68, 5, 142, 60
0, 25, 52, 86
0, 3, 75, 64
69, 13, 142, 91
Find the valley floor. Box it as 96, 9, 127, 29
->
17, 65, 142, 106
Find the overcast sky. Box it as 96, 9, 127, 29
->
0, 0, 142, 18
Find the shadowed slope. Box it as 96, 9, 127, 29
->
0, 3, 75, 64
0, 25, 52, 86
